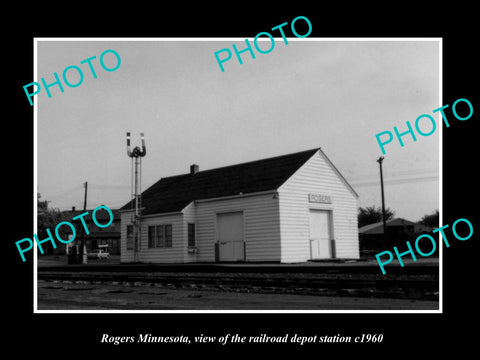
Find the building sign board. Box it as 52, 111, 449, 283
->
308, 193, 332, 204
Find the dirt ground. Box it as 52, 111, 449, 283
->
37, 279, 439, 311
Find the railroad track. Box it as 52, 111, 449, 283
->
38, 270, 439, 300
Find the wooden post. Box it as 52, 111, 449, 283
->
80, 181, 88, 264
377, 157, 387, 240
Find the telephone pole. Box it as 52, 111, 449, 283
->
376, 157, 387, 238
80, 181, 88, 264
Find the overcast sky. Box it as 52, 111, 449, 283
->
36, 39, 440, 222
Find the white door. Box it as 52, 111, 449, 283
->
309, 210, 332, 259
217, 212, 244, 262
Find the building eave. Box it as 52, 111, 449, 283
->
194, 190, 278, 204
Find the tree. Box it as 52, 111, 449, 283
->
37, 194, 66, 255
419, 209, 439, 228
358, 205, 395, 228
37, 192, 49, 212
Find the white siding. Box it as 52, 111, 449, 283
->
278, 151, 359, 262
120, 210, 134, 263
195, 193, 281, 262
120, 210, 184, 263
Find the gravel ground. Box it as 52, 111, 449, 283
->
37, 279, 439, 311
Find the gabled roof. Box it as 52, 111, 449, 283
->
121, 148, 321, 215
317, 148, 358, 199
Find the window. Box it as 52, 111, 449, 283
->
188, 223, 196, 247
148, 226, 156, 248
126, 225, 133, 250
165, 225, 172, 247
156, 225, 164, 247
148, 224, 173, 248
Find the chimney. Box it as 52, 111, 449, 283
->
190, 164, 199, 175
72, 206, 76, 211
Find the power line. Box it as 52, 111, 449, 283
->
351, 175, 439, 188
350, 168, 438, 182
87, 183, 130, 190
40, 185, 83, 202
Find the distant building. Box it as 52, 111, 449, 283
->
120, 148, 360, 263
58, 207, 121, 255
359, 217, 433, 235
359, 217, 434, 255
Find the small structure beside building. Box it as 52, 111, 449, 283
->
58, 207, 121, 255
120, 147, 360, 263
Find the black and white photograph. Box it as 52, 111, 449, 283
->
6, 5, 478, 356
34, 39, 440, 312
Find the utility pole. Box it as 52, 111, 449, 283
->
80, 181, 88, 264
377, 157, 387, 239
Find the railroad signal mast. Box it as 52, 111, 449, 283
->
127, 132, 146, 262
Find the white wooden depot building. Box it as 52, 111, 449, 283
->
119, 147, 359, 263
